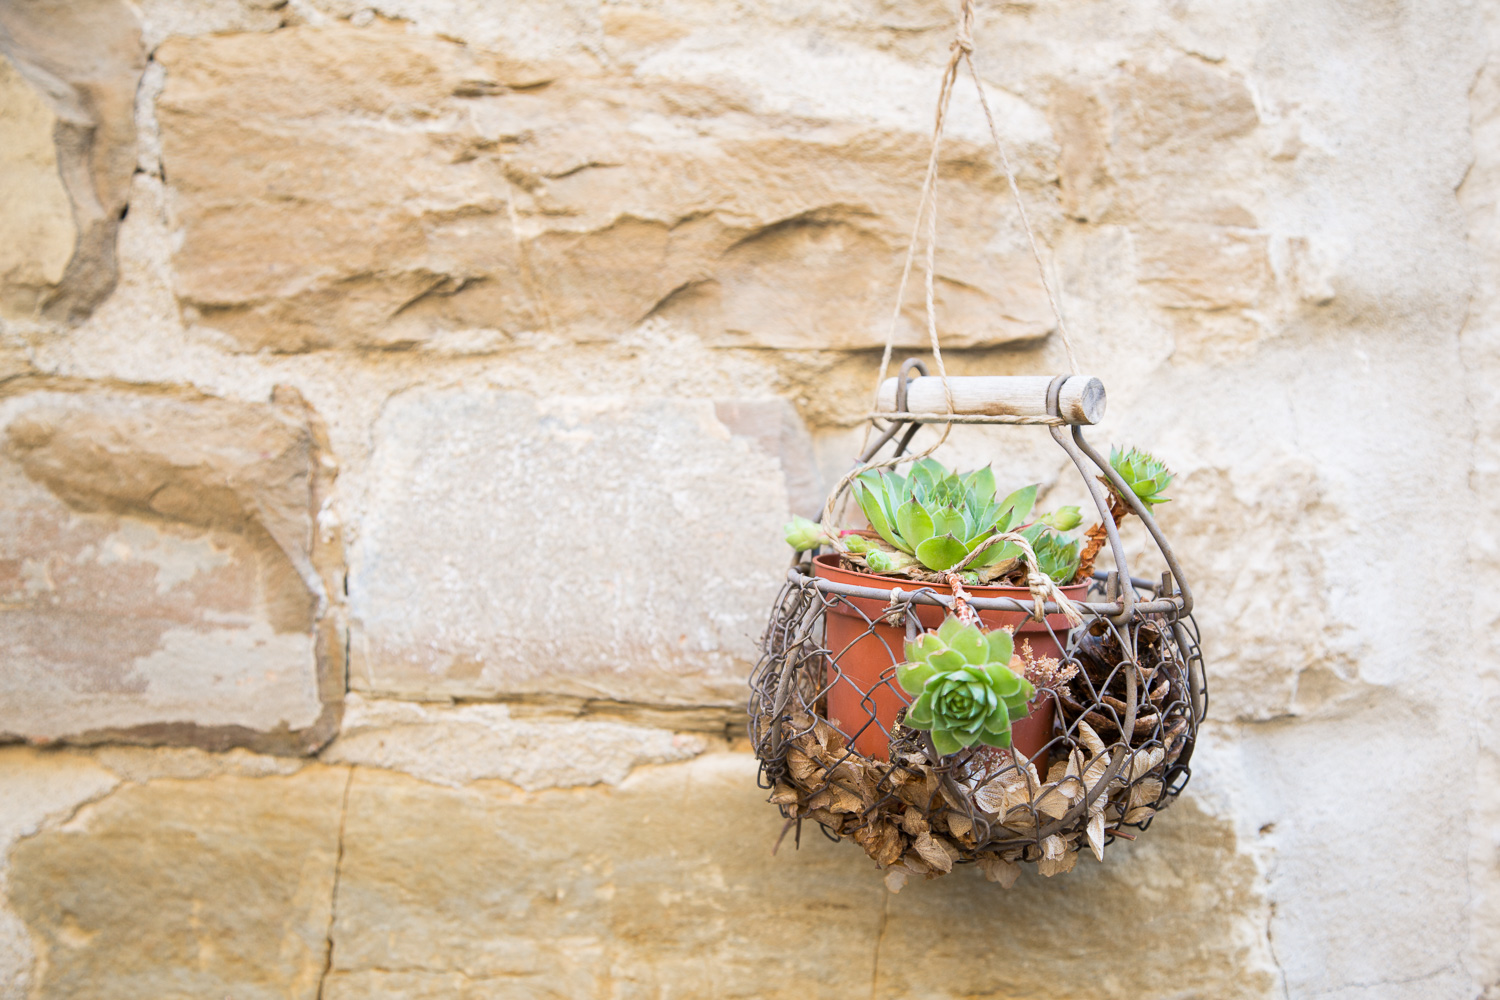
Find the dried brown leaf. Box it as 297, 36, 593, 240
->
913, 831, 956, 873
1123, 805, 1157, 824
1128, 778, 1164, 812
940, 783, 966, 811
828, 784, 866, 814
893, 769, 939, 809
899, 809, 930, 837
829, 760, 864, 788
854, 820, 904, 867
808, 808, 841, 828
973, 781, 1007, 816
977, 851, 1020, 888
813, 718, 848, 755
769, 783, 799, 805
787, 748, 819, 784
1076, 719, 1106, 757
1037, 841, 1079, 877
1082, 752, 1113, 792
1127, 747, 1165, 783
1034, 786, 1072, 820
901, 852, 933, 875
947, 810, 973, 840
1000, 805, 1039, 836
1045, 758, 1069, 785
1087, 811, 1106, 862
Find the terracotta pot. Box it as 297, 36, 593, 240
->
813, 553, 1088, 768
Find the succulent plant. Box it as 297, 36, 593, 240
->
1037, 505, 1082, 532
848, 458, 1036, 573
896, 617, 1036, 755
1108, 446, 1173, 510
783, 515, 833, 551
1020, 523, 1081, 586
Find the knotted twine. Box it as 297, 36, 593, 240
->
819, 0, 1086, 625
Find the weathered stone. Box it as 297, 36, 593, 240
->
348, 389, 788, 705
0, 747, 120, 1000
712, 398, 823, 517
0, 57, 75, 317
1162, 459, 1349, 722
320, 694, 706, 790
0, 0, 145, 321
0, 381, 343, 753
91, 745, 307, 783
7, 766, 346, 1000
0, 0, 1495, 994
320, 754, 1272, 999
1459, 4, 1500, 990
153, 21, 1056, 353
1136, 225, 1271, 311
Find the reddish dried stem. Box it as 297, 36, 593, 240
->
1073, 490, 1128, 583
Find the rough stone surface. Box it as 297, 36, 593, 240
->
153, 20, 1056, 353
0, 381, 344, 752
0, 0, 145, 321
349, 389, 789, 705
321, 693, 707, 790
324, 755, 1272, 999
0, 0, 1495, 996
0, 748, 119, 1000
6, 766, 346, 1000
0, 57, 75, 317
1461, 4, 1500, 992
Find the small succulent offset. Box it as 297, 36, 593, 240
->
895, 617, 1036, 755
1108, 446, 1173, 510
1021, 522, 1081, 587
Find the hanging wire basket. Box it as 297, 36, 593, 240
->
748, 370, 1207, 885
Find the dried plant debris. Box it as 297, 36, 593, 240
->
752, 599, 1199, 886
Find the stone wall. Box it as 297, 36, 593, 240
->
0, 1, 1493, 997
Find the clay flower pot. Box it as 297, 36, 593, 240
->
813, 553, 1087, 769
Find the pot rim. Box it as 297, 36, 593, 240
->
802, 553, 1186, 617
810, 552, 1091, 596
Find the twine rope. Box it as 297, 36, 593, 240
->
821, 0, 1082, 531
867, 412, 1065, 426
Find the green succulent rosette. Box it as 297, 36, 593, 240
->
895, 617, 1036, 756
1109, 446, 1174, 509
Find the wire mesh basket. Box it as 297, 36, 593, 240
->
748, 370, 1207, 883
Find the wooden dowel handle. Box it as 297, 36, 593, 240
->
875, 375, 1106, 425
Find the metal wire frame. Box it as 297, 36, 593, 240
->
746, 365, 1207, 872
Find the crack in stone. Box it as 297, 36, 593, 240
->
868, 889, 891, 1000
316, 765, 355, 1000
1265, 900, 1291, 1000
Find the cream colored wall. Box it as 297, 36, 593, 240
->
0, 1, 1494, 997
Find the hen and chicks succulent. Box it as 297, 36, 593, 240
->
895, 616, 1034, 755
785, 457, 1083, 586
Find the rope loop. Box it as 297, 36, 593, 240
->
820, 0, 1082, 527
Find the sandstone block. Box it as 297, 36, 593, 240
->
1137, 225, 1271, 311
0, 57, 75, 317
0, 381, 343, 752
320, 694, 707, 790
1163, 460, 1349, 721
154, 21, 1056, 352
348, 389, 788, 705
0, 0, 145, 321
0, 747, 120, 1000
7, 766, 346, 1000
322, 754, 1271, 999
